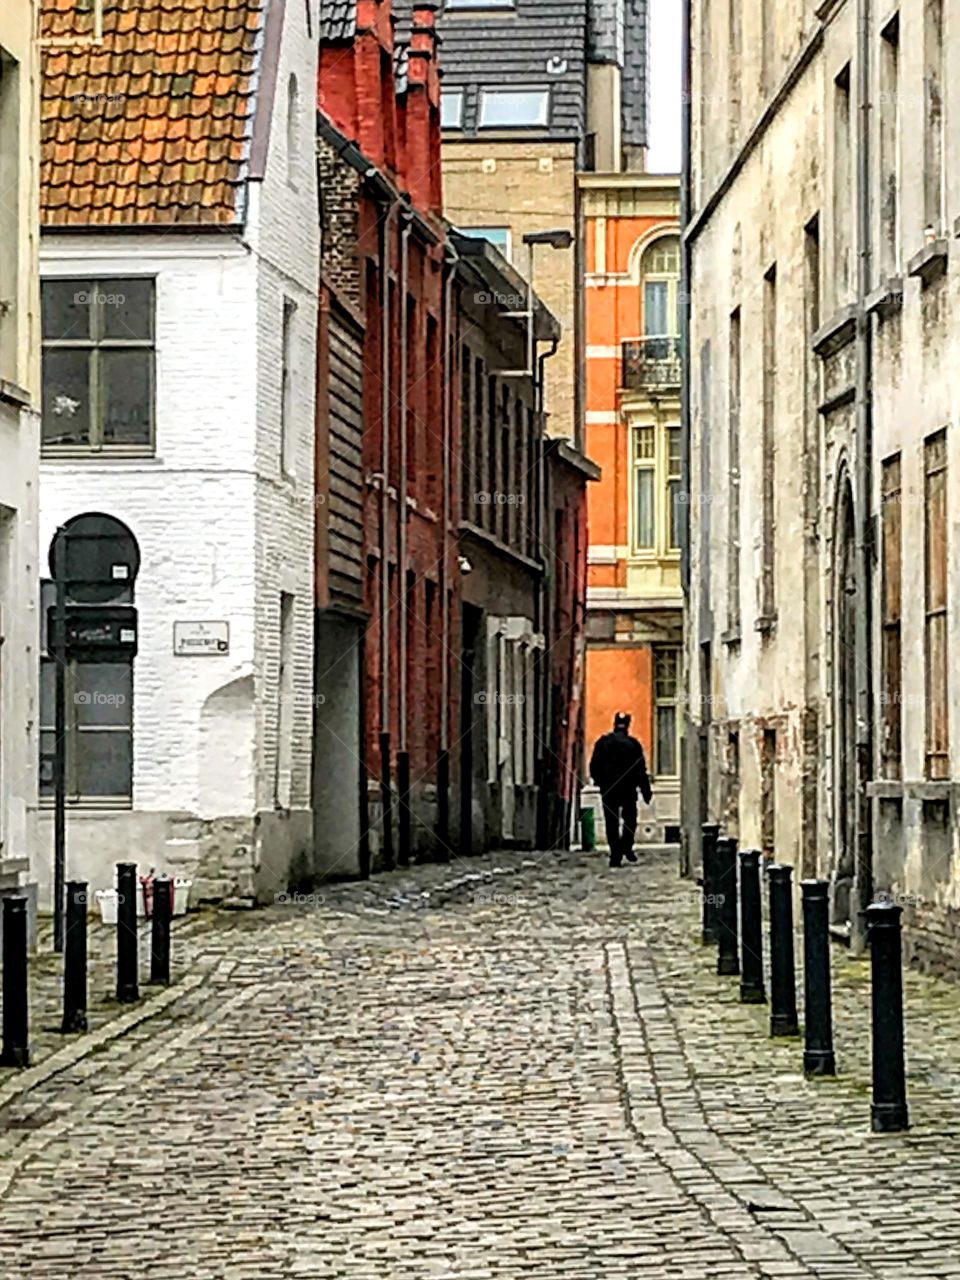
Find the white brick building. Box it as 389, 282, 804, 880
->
38, 0, 318, 905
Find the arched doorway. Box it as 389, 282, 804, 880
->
832, 476, 858, 927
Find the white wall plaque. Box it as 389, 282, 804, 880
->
173, 621, 230, 656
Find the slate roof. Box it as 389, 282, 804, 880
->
40, 0, 264, 227
319, 0, 358, 42
621, 0, 648, 148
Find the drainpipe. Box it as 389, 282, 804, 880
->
378, 198, 398, 871
397, 209, 413, 866
534, 334, 560, 850
677, 0, 696, 879
852, 0, 875, 953
438, 239, 460, 861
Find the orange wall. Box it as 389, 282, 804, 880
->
586, 645, 654, 767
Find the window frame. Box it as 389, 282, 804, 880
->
653, 646, 681, 779
478, 87, 550, 130
629, 420, 682, 560
640, 235, 681, 339
456, 225, 512, 261
441, 88, 464, 129
41, 276, 157, 456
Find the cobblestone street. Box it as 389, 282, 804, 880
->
1, 852, 960, 1278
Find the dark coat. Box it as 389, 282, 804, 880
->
589, 729, 653, 803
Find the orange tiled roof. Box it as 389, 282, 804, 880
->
41, 0, 264, 228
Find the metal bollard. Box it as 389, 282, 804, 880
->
701, 823, 721, 944
0, 897, 30, 1068
866, 900, 909, 1132
801, 880, 835, 1076
767, 863, 799, 1036
116, 862, 139, 1004
397, 751, 411, 867
738, 849, 766, 1004
715, 836, 740, 976
62, 881, 89, 1034
150, 877, 172, 986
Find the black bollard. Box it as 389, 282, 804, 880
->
116, 862, 139, 1004
715, 836, 740, 976
866, 900, 909, 1132
0, 896, 29, 1068
150, 877, 172, 986
397, 751, 411, 867
62, 881, 89, 1034
801, 880, 836, 1076
738, 849, 766, 1004
380, 732, 394, 871
701, 823, 721, 944
767, 863, 799, 1036
436, 749, 451, 862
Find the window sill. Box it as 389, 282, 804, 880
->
40, 799, 133, 812
865, 276, 904, 321
867, 780, 956, 804
42, 449, 158, 462
721, 627, 742, 647
755, 612, 777, 636
0, 379, 31, 409
812, 304, 857, 358
907, 239, 948, 288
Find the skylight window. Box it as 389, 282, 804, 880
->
478, 88, 550, 129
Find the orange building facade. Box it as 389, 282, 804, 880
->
580, 172, 682, 843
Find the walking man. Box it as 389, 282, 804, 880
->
589, 712, 653, 867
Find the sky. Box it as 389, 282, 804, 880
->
646, 0, 682, 174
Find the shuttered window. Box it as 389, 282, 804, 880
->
925, 431, 949, 779
881, 454, 902, 779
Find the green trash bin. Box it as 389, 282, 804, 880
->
580, 807, 597, 852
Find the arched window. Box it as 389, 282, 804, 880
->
640, 234, 680, 348
286, 73, 301, 188
39, 514, 139, 804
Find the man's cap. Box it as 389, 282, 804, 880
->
614, 711, 631, 730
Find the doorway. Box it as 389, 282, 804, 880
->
832, 478, 858, 927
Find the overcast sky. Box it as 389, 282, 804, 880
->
646, 0, 682, 174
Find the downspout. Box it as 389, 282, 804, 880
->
853, 0, 874, 952
438, 239, 460, 860
534, 333, 561, 850
397, 210, 413, 865
679, 0, 696, 877
378, 198, 397, 871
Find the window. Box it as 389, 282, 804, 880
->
631, 422, 680, 557
654, 648, 680, 777
640, 235, 680, 356
833, 65, 852, 304
457, 225, 512, 260
759, 264, 777, 623
881, 454, 903, 779
41, 278, 155, 452
879, 14, 900, 277
478, 88, 550, 129
274, 593, 295, 808
633, 425, 655, 550
441, 89, 464, 129
924, 0, 945, 234
726, 306, 741, 635
286, 73, 301, 188
0, 51, 20, 384
666, 426, 682, 551
925, 431, 948, 780
281, 297, 297, 475
760, 728, 776, 856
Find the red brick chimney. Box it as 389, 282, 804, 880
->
403, 1, 442, 216
320, 0, 400, 175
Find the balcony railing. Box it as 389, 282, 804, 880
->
622, 336, 682, 392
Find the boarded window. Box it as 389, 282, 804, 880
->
727, 307, 741, 634
761, 728, 776, 857
881, 454, 902, 778
760, 266, 776, 622
925, 431, 948, 779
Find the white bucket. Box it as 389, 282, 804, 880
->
173, 878, 192, 916
95, 889, 119, 926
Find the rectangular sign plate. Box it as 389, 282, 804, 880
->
173, 621, 230, 657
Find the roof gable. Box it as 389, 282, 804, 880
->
41, 0, 265, 228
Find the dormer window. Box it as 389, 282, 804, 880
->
478, 88, 550, 129
441, 88, 464, 129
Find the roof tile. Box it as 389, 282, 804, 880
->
41, 0, 264, 227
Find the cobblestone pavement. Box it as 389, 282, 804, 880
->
1, 849, 960, 1277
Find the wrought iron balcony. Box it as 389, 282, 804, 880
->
622, 336, 682, 392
